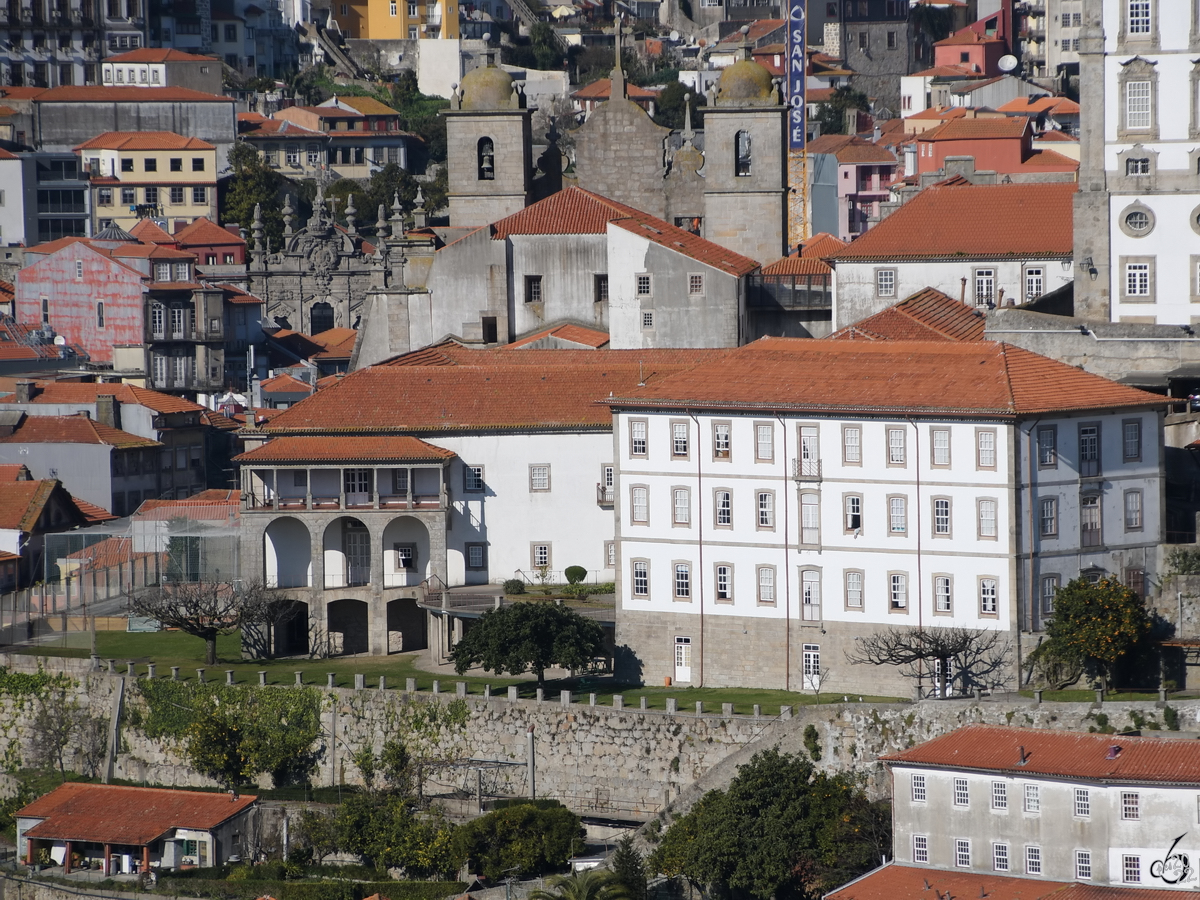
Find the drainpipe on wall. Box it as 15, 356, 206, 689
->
690, 411, 705, 688
777, 412, 791, 693
907, 417, 924, 697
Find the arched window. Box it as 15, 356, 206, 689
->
735, 130, 752, 177
310, 301, 334, 335
478, 137, 495, 181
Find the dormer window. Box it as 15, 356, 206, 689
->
478, 137, 495, 180
155, 262, 170, 281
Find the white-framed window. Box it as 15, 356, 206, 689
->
845, 570, 864, 609
1026, 846, 1042, 876
876, 268, 896, 297
889, 496, 907, 534
631, 486, 649, 523
715, 563, 732, 602
980, 577, 998, 616
715, 490, 732, 527
1080, 424, 1100, 476
1025, 267, 1044, 300
843, 426, 861, 464
799, 491, 820, 545
636, 273, 652, 296
1125, 489, 1143, 530
688, 273, 704, 295
974, 268, 995, 306
992, 781, 1007, 810
1040, 497, 1057, 536
1123, 855, 1141, 883
630, 419, 647, 456
888, 427, 906, 464
911, 773, 926, 802
672, 421, 689, 457
978, 499, 997, 538
529, 464, 550, 491
913, 834, 928, 863
1076, 850, 1092, 880
1024, 783, 1040, 813
757, 566, 776, 605
890, 573, 908, 611
673, 488, 691, 525
1122, 792, 1140, 820
532, 543, 550, 568
1123, 419, 1142, 460
977, 429, 996, 468
713, 422, 731, 459
758, 491, 775, 528
935, 575, 952, 613
1074, 788, 1090, 818
799, 425, 819, 475
801, 569, 821, 620
1038, 426, 1057, 467
994, 843, 1009, 872
1081, 494, 1102, 547
674, 563, 691, 599
932, 428, 950, 466
845, 495, 862, 532
632, 560, 649, 597
605, 541, 616, 568
642, 310, 654, 330
955, 839, 971, 868
755, 423, 774, 461
934, 497, 951, 536
1126, 260, 1151, 294
1128, 0, 1151, 34
466, 544, 486, 568
1041, 575, 1059, 615
463, 465, 484, 492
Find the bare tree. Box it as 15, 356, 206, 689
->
845, 627, 1013, 698
28, 689, 108, 780
128, 578, 295, 665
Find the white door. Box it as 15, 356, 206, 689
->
799, 425, 820, 477
803, 643, 821, 691
674, 636, 692, 683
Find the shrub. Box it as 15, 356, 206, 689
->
803, 724, 822, 761
503, 579, 526, 595
564, 566, 587, 585
1165, 705, 1180, 731
452, 802, 584, 879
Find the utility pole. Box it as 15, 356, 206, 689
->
526, 724, 536, 799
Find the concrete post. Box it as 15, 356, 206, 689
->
1159, 688, 1168, 703
640, 696, 647, 710
145, 663, 156, 679
432, 680, 440, 694
295, 671, 304, 685
126, 661, 135, 676
666, 698, 677, 714
327, 673, 336, 688
613, 694, 624, 709
526, 726, 536, 799
1034, 689, 1043, 704
560, 690, 572, 706
226, 670, 235, 685
753, 704, 761, 717
484, 685, 491, 699
456, 682, 467, 697
508, 685, 518, 701
170, 666, 180, 681
695, 701, 703, 715
196, 668, 205, 683
722, 702, 733, 716
1095, 689, 1105, 704
589, 693, 597, 707
536, 688, 544, 703
354, 674, 365, 690
406, 677, 417, 692
379, 676, 387, 690
106, 659, 116, 674
259, 671, 268, 686
780, 705, 792, 719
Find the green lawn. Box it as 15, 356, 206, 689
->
1017, 689, 1169, 703
19, 630, 902, 715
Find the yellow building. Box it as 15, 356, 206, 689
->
330, 0, 459, 41
74, 132, 219, 234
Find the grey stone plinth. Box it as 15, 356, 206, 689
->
589, 693, 597, 707
226, 670, 235, 686
536, 688, 544, 703
354, 674, 365, 690
560, 690, 572, 706
406, 677, 417, 692
613, 694, 623, 709
508, 685, 518, 702
196, 668, 206, 683
1160, 688, 1168, 702
722, 703, 733, 716
666, 698, 677, 714
1034, 690, 1043, 704
780, 705, 792, 719
258, 671, 268, 686
89, 655, 100, 671
295, 671, 304, 685
1095, 689, 1105, 704
753, 704, 761, 717
327, 673, 336, 688
484, 685, 491, 699
640, 697, 647, 710
126, 661, 135, 676
456, 682, 467, 697
432, 680, 440, 694
695, 701, 703, 715
106, 659, 116, 674
146, 664, 156, 679
171, 666, 180, 681
379, 676, 386, 690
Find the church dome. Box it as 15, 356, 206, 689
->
717, 58, 774, 102
460, 65, 514, 110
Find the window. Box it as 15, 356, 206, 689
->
673, 488, 690, 525
911, 774, 926, 802
1123, 855, 1141, 883
224, 22, 237, 40
169, 157, 182, 172
978, 499, 997, 539
890, 573, 908, 611
594, 274, 608, 303
845, 495, 862, 532
1125, 566, 1146, 598
1126, 157, 1150, 175
144, 186, 158, 206
121, 158, 134, 172
994, 843, 1010, 872
641, 310, 655, 330
935, 575, 952, 613
192, 157, 205, 172
1125, 490, 1143, 530
391, 469, 408, 495
637, 274, 652, 296
174, 262, 189, 282
1024, 783, 1040, 813
756, 423, 773, 461
843, 426, 861, 464
144, 158, 157, 172
889, 496, 907, 534
688, 274, 704, 295
1123, 420, 1142, 460
715, 490, 732, 527
1025, 267, 1044, 300
934, 498, 951, 536
801, 493, 819, 544
887, 29, 896, 48
1026, 846, 1042, 876
1128, 0, 1150, 33
735, 130, 751, 176
74, 259, 83, 280
286, 146, 300, 166
390, 0, 397, 12
630, 420, 647, 457
913, 835, 928, 863
463, 465, 484, 492
1081, 494, 1101, 547
716, 564, 732, 602
1122, 792, 1140, 820
155, 262, 170, 282
465, 544, 485, 568
1080, 425, 1100, 476
631, 486, 649, 523
801, 569, 821, 619
974, 268, 995, 306
193, 186, 206, 205
932, 429, 950, 466
672, 421, 689, 458
888, 428, 906, 465
1076, 850, 1092, 880
713, 422, 731, 459
758, 491, 775, 528
979, 578, 998, 616
1126, 80, 1152, 130
632, 560, 649, 597
675, 563, 692, 600
1040, 497, 1057, 536
1074, 788, 1090, 818
1041, 575, 1059, 615
170, 185, 185, 205
97, 188, 112, 206
955, 839, 970, 868
876, 268, 896, 297
845, 570, 864, 609
1125, 209, 1151, 234
977, 430, 996, 468
121, 187, 135, 205
96, 302, 104, 328
757, 566, 775, 605
858, 30, 868, 49
532, 544, 550, 568
524, 275, 543, 304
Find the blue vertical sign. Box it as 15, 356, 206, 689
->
787, 0, 806, 149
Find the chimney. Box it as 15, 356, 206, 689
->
225, 223, 242, 237
15, 465, 31, 481
14, 380, 35, 404
95, 393, 118, 429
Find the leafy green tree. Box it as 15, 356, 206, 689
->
388, 70, 450, 164
453, 802, 584, 879
450, 602, 606, 686
649, 748, 888, 900
813, 86, 870, 136
220, 141, 288, 250
530, 22, 563, 71
610, 835, 647, 900
1033, 576, 1152, 689
653, 81, 705, 130
529, 871, 630, 900
297, 808, 341, 864
337, 793, 457, 877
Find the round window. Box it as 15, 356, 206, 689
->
1126, 210, 1151, 232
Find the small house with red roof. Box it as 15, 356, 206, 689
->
271, 103, 414, 180
914, 112, 1078, 179
933, 27, 1008, 76
17, 783, 256, 875
571, 79, 659, 117
101, 48, 223, 95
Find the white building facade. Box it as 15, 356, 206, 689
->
609, 339, 1164, 696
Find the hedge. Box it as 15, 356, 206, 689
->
159, 878, 466, 900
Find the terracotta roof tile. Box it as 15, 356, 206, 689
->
760, 256, 831, 276
0, 148, 17, 160
934, 27, 1005, 45
235, 435, 456, 463
0, 415, 161, 448
806, 134, 897, 163
833, 182, 1075, 260
38, 86, 230, 103
909, 64, 981, 78
329, 95, 400, 116
0, 382, 203, 414
175, 217, 245, 246
105, 48, 218, 62
826, 864, 1067, 900
827, 288, 985, 341
801, 233, 848, 258
883, 724, 1200, 784
1019, 148, 1079, 169
997, 95, 1081, 115
609, 210, 760, 276
18, 783, 256, 845
128, 219, 177, 245
571, 78, 658, 100
0, 465, 29, 481
605, 338, 1164, 419
918, 116, 1029, 141
260, 373, 312, 393
490, 186, 644, 238
73, 496, 117, 524
507, 324, 610, 348
1034, 130, 1079, 142
75, 131, 214, 151
716, 18, 782, 44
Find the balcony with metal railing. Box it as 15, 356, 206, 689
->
792, 458, 822, 482
596, 483, 614, 507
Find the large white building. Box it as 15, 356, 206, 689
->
607, 338, 1164, 697
1074, 0, 1200, 326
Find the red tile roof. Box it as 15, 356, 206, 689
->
1034, 130, 1079, 142
326, 95, 400, 116
935, 27, 1005, 45
135, 490, 240, 521
833, 182, 1075, 261
998, 95, 1080, 115
105, 48, 218, 62
571, 78, 659, 100
75, 131, 214, 151
0, 480, 56, 531
18, 783, 256, 846
806, 133, 898, 164
0, 148, 17, 160
605, 339, 1164, 419
806, 87, 836, 103
0, 465, 29, 481
801, 233, 848, 259
0, 415, 161, 448
73, 496, 117, 524
507, 323, 610, 349
239, 115, 323, 137
236, 435, 456, 463
1020, 148, 1079, 169
128, 219, 177, 245
716, 18, 782, 44
827, 288, 985, 342
174, 216, 245, 247
610, 210, 760, 276
826, 864, 1067, 900
260, 373, 312, 393
918, 115, 1029, 141
37, 86, 230, 103
882, 725, 1200, 784
909, 64, 981, 78
0, 382, 203, 414
264, 351, 727, 433
760, 256, 831, 276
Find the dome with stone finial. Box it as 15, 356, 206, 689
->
459, 64, 515, 110
716, 58, 774, 103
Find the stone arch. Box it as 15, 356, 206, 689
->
383, 516, 431, 588
273, 599, 310, 657
478, 137, 495, 180
327, 598, 368, 655
323, 517, 371, 588
310, 301, 334, 334
264, 516, 312, 588
386, 598, 427, 653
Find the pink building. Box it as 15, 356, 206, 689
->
807, 134, 898, 241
